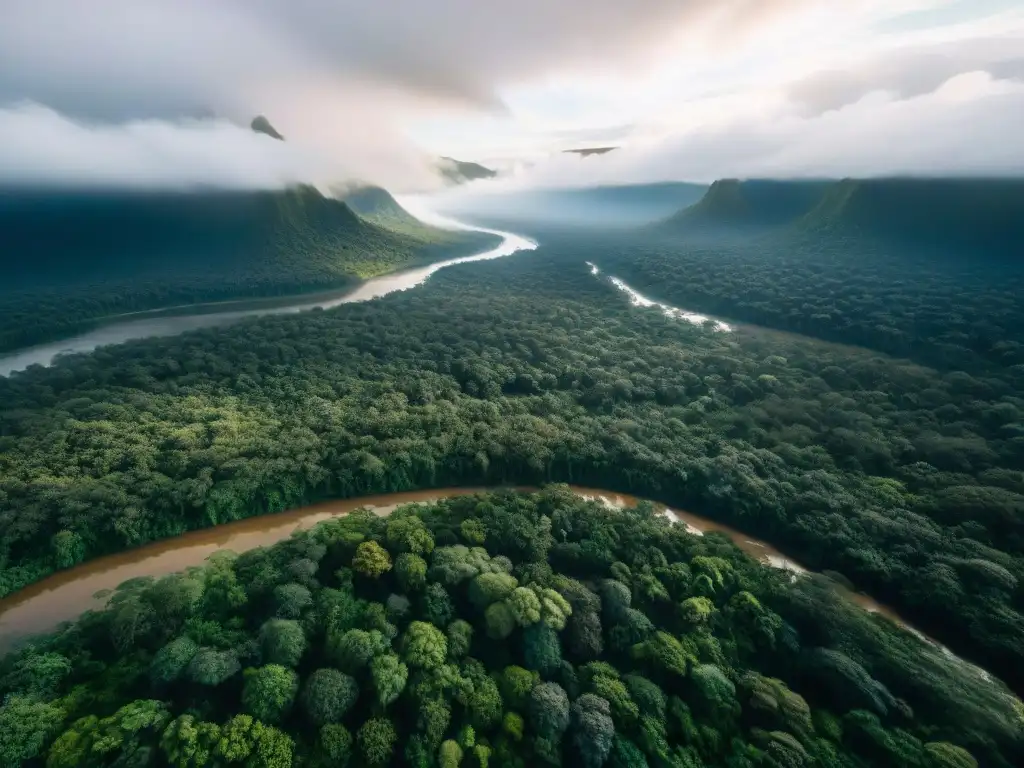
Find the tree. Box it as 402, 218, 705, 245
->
446, 619, 474, 659
571, 694, 615, 768
485, 600, 517, 640
52, 529, 86, 568
523, 622, 562, 675
371, 654, 409, 708
396, 553, 428, 592
680, 597, 715, 627
609, 736, 649, 768
418, 698, 452, 747
500, 666, 539, 710
461, 518, 487, 545
386, 515, 436, 556
187, 648, 241, 686
0, 696, 64, 765
3, 651, 72, 698
243, 665, 299, 723
633, 632, 693, 678
422, 582, 455, 626
924, 742, 978, 768
439, 739, 464, 768
316, 724, 353, 767
161, 714, 221, 768
274, 583, 313, 618
328, 628, 389, 673
402, 621, 448, 669
600, 579, 632, 623
530, 682, 570, 740
469, 572, 519, 610
508, 586, 542, 626
301, 669, 359, 725
358, 718, 397, 766
259, 619, 306, 667
353, 541, 392, 578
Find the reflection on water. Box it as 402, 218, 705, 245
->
0, 208, 536, 376
586, 261, 732, 331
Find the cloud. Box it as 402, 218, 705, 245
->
0, 1, 813, 118
433, 70, 1024, 199
787, 34, 1024, 114
0, 104, 440, 192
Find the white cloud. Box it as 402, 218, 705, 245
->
0, 104, 440, 191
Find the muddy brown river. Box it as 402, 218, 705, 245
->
0, 486, 920, 654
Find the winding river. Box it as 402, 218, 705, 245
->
0, 201, 535, 376
0, 485, 925, 656
0, 210, 996, 685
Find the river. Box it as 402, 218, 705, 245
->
0, 202, 535, 376
0, 485, 923, 655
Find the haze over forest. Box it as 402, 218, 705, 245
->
1, 3, 1023, 768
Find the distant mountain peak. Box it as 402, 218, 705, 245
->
437, 157, 497, 185
251, 115, 284, 141
563, 146, 618, 157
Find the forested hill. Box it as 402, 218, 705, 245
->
0, 185, 494, 353
657, 179, 831, 239
438, 157, 498, 185
794, 177, 1024, 260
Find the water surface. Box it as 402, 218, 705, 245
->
0, 208, 535, 376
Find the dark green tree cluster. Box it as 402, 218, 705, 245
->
2, 489, 1020, 767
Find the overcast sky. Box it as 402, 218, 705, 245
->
1, 0, 1022, 190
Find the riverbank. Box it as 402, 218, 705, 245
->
0, 485, 957, 663
0, 223, 533, 376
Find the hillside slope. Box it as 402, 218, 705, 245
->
658, 179, 831, 239
438, 156, 498, 184
793, 177, 1024, 260
0, 185, 495, 352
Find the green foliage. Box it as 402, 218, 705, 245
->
439, 738, 464, 768
396, 553, 429, 592
186, 648, 241, 686
461, 518, 487, 545
301, 669, 359, 726
160, 714, 221, 768
358, 718, 397, 766
523, 622, 562, 675
352, 541, 392, 578
446, 619, 474, 659
0, 696, 64, 765
1, 489, 1016, 767
571, 693, 616, 768
484, 601, 517, 640
386, 514, 436, 556
316, 724, 353, 767
52, 530, 86, 569
469, 572, 519, 610
530, 682, 571, 740
259, 619, 306, 667
328, 628, 389, 673
274, 583, 313, 618
500, 665, 539, 710
242, 665, 299, 723
403, 621, 448, 669
371, 654, 409, 708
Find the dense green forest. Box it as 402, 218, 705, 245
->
1, 488, 1020, 766
0, 186, 496, 353
2, 243, 1023, 706
576, 178, 1024, 371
